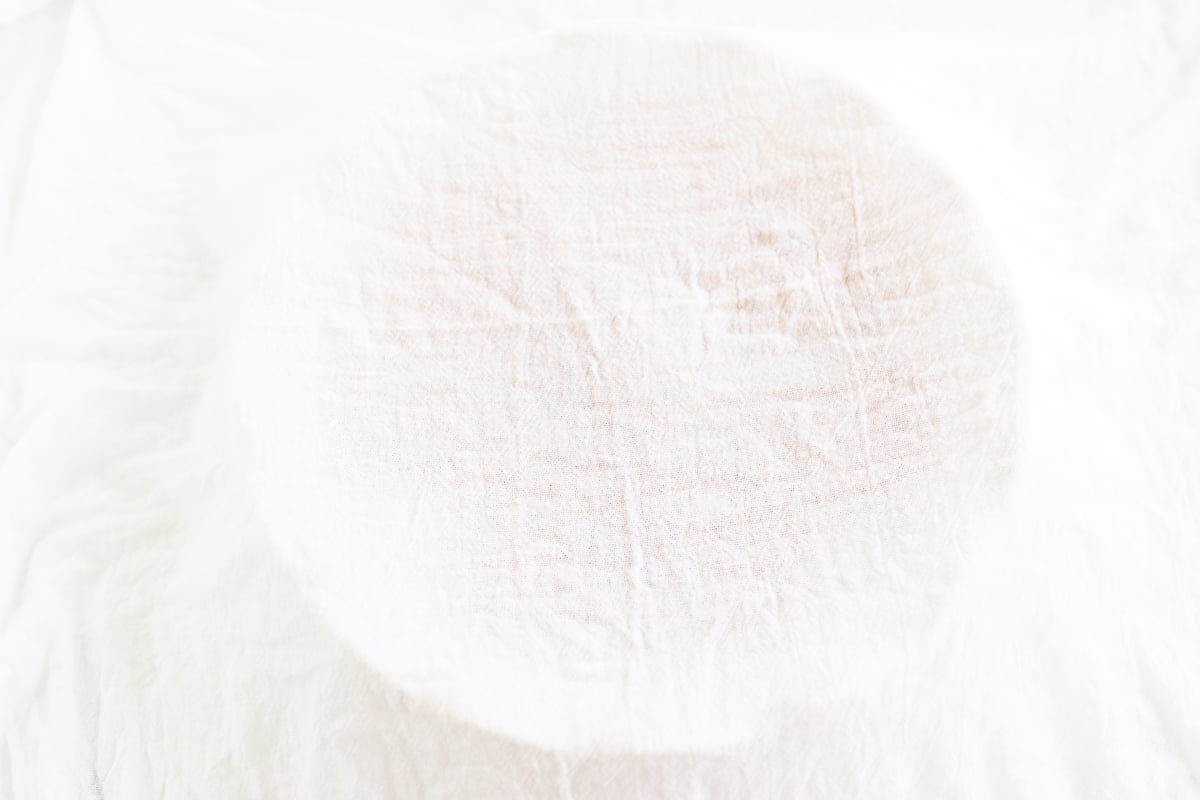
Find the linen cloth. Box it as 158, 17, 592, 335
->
2, 1, 1198, 798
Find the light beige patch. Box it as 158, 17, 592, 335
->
236, 33, 1016, 749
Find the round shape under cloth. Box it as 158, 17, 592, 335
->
234, 33, 1017, 750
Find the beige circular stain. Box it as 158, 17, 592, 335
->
236, 33, 1016, 750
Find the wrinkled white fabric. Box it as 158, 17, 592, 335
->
2, 1, 1199, 798
235, 34, 1016, 750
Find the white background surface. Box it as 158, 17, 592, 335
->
2, 1, 1199, 797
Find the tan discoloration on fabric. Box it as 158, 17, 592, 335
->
238, 34, 1016, 748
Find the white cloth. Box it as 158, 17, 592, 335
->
2, 1, 1198, 798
